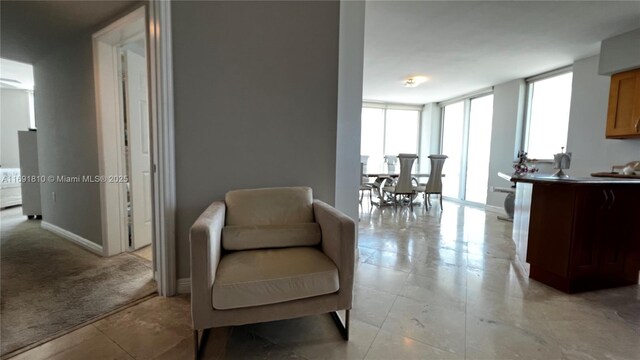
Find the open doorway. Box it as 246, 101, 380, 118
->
93, 7, 154, 263
0, 58, 36, 211
121, 37, 153, 254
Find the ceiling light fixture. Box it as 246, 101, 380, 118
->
403, 76, 428, 88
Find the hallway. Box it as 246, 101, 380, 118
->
0, 207, 156, 356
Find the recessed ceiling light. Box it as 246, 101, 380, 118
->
403, 76, 428, 87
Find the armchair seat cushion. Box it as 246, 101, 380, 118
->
212, 247, 339, 310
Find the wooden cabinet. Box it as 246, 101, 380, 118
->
606, 68, 640, 138
523, 181, 640, 293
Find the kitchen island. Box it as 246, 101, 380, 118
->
511, 175, 640, 293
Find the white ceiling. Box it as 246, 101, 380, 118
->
363, 1, 640, 105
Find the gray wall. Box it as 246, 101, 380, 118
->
34, 33, 103, 245
486, 79, 525, 208
1, 89, 31, 168
567, 55, 640, 176
599, 27, 640, 75
334, 0, 366, 225
171, 1, 342, 278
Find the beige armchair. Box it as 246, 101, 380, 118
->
189, 187, 355, 358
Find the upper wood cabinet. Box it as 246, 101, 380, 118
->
606, 68, 640, 138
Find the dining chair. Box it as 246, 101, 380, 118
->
419, 154, 448, 210
359, 163, 373, 206
383, 154, 419, 210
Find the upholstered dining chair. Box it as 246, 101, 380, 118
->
420, 154, 448, 210
383, 154, 419, 210
359, 163, 373, 206
189, 187, 355, 359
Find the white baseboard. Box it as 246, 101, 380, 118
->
41, 221, 103, 256
177, 278, 191, 294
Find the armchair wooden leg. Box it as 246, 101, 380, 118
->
193, 328, 210, 359
439, 194, 443, 210
330, 310, 350, 341
193, 330, 199, 360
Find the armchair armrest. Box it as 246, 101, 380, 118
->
313, 200, 356, 309
189, 201, 226, 328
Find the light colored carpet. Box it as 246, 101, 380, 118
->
0, 207, 156, 356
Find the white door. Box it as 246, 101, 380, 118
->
124, 49, 152, 250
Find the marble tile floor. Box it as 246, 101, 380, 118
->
11, 201, 640, 359
133, 245, 154, 262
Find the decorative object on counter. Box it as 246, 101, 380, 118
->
591, 172, 640, 179
592, 160, 640, 179
551, 147, 571, 178
513, 150, 539, 176
622, 160, 639, 175
623, 165, 636, 175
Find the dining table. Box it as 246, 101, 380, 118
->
363, 173, 442, 205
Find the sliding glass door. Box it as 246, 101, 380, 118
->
441, 94, 494, 204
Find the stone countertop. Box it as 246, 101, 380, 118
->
510, 174, 640, 185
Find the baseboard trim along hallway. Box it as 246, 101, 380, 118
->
41, 221, 103, 255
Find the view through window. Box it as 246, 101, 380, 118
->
441, 94, 494, 204
525, 71, 573, 159
360, 106, 420, 174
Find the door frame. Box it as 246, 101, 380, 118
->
92, 2, 176, 296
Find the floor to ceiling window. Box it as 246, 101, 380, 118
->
360, 104, 421, 174
440, 93, 494, 204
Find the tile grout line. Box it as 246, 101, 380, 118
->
92, 324, 137, 360
362, 293, 399, 360
357, 248, 399, 359
360, 253, 414, 360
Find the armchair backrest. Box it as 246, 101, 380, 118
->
225, 186, 314, 226
223, 187, 320, 251
395, 154, 418, 193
